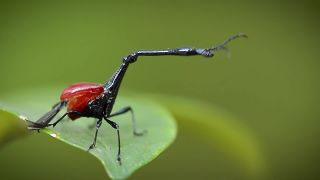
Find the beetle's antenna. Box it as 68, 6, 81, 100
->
208, 33, 248, 56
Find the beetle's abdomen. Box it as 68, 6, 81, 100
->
60, 82, 104, 120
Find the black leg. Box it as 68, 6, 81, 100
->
27, 100, 67, 130
88, 119, 102, 151
47, 111, 82, 127
109, 106, 146, 136
104, 117, 121, 165
47, 113, 68, 127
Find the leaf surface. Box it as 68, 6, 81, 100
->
0, 87, 177, 180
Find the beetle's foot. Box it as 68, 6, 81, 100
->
87, 143, 96, 151
26, 120, 46, 131
117, 156, 122, 165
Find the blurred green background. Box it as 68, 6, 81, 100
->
0, 0, 319, 179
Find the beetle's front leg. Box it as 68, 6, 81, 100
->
88, 119, 103, 151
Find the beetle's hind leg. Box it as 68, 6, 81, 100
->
27, 100, 67, 130
109, 106, 146, 136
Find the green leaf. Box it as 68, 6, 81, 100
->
148, 94, 265, 176
0, 109, 29, 146
0, 87, 177, 180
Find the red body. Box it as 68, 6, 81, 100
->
60, 82, 104, 120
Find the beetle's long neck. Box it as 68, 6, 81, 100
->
104, 33, 247, 94
103, 33, 247, 113
104, 62, 130, 99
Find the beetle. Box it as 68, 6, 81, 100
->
27, 33, 247, 164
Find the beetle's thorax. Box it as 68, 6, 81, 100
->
84, 89, 115, 119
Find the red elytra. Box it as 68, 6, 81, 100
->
60, 82, 104, 120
